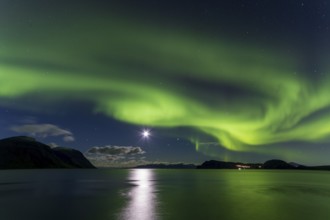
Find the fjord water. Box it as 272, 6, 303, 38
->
0, 169, 330, 220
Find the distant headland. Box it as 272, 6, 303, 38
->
136, 159, 330, 171
196, 159, 330, 170
1, 136, 329, 171
0, 136, 95, 169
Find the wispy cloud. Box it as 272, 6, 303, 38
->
86, 145, 145, 155
48, 142, 59, 148
85, 145, 146, 167
10, 123, 75, 142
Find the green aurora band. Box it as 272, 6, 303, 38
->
1, 14, 330, 155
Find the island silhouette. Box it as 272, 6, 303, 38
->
1, 136, 329, 171
0, 136, 95, 169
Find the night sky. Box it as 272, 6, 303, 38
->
1, 0, 330, 166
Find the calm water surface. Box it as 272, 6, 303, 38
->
0, 169, 329, 220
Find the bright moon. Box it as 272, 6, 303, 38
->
142, 130, 150, 138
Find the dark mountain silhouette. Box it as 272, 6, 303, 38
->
0, 136, 95, 169
289, 162, 305, 168
262, 159, 294, 169
197, 159, 330, 171
196, 160, 262, 169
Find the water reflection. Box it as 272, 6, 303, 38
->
118, 169, 158, 220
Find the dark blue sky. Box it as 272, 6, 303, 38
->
1, 0, 330, 166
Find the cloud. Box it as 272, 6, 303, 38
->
85, 146, 194, 167
85, 145, 146, 167
48, 142, 59, 148
86, 145, 145, 155
63, 135, 75, 142
10, 123, 75, 142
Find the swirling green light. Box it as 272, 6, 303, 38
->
1, 14, 330, 156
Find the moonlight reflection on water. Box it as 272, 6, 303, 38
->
119, 169, 158, 220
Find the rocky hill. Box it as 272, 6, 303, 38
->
262, 159, 294, 169
0, 136, 95, 169
197, 159, 330, 171
197, 160, 262, 169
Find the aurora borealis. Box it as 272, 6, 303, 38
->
1, 0, 330, 165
